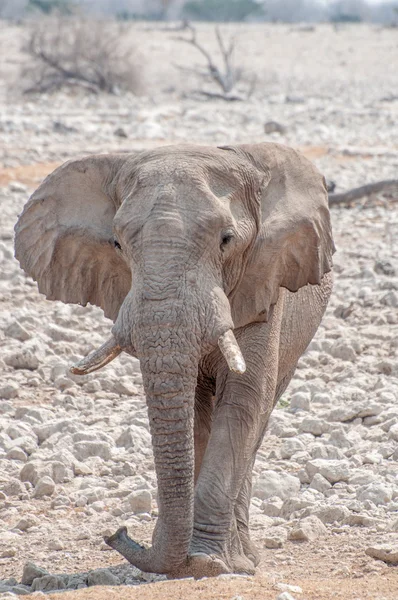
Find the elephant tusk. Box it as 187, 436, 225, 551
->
70, 336, 122, 375
218, 329, 246, 374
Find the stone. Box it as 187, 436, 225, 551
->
31, 575, 66, 592
374, 259, 395, 276
329, 341, 356, 362
299, 417, 329, 436
365, 544, 398, 564
1, 478, 25, 497
281, 496, 315, 519
314, 505, 350, 524
4, 350, 39, 371
388, 423, 398, 441
276, 583, 303, 595
327, 405, 359, 422
381, 291, 398, 307
264, 121, 287, 134
114, 378, 139, 396
8, 436, 37, 456
87, 569, 120, 586
33, 476, 55, 498
14, 514, 40, 531
277, 593, 297, 600
116, 425, 151, 451
280, 438, 305, 459
126, 490, 152, 514
11, 585, 31, 595
288, 515, 327, 542
4, 321, 31, 341
305, 459, 350, 484
262, 497, 283, 517
357, 483, 393, 506
309, 473, 331, 494
8, 181, 27, 193
289, 392, 311, 412
73, 440, 112, 461
21, 563, 49, 586
263, 526, 287, 548
6, 447, 28, 462
48, 539, 64, 551
252, 471, 301, 501
0, 383, 19, 400
114, 127, 128, 138
19, 462, 52, 486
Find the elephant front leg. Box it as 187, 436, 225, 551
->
189, 309, 284, 576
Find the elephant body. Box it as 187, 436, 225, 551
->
14, 142, 334, 577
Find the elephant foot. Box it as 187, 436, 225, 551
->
170, 552, 230, 579
238, 530, 261, 567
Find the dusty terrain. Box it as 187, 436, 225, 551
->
0, 21, 398, 600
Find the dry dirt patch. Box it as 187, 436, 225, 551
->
39, 570, 398, 600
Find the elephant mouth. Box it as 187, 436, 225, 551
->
70, 329, 246, 376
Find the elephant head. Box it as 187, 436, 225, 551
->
14, 143, 334, 574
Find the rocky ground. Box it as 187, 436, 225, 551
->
0, 20, 398, 600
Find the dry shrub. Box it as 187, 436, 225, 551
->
22, 16, 142, 95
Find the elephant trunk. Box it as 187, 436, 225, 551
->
106, 299, 200, 574
74, 282, 245, 574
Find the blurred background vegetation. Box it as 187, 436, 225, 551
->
0, 0, 397, 24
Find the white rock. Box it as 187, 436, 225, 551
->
306, 459, 350, 484
357, 483, 393, 506
87, 569, 120, 586
277, 593, 297, 600
280, 438, 305, 459
388, 423, 398, 441
114, 377, 139, 396
299, 417, 329, 436
33, 476, 55, 498
116, 425, 151, 451
126, 490, 152, 514
330, 341, 356, 362
6, 447, 28, 462
73, 441, 112, 461
4, 350, 39, 370
281, 496, 315, 519
365, 544, 398, 564
4, 321, 31, 341
262, 497, 283, 517
288, 515, 327, 542
309, 473, 332, 494
0, 383, 19, 400
314, 505, 350, 524
263, 526, 287, 548
289, 392, 310, 412
14, 514, 40, 532
252, 471, 301, 501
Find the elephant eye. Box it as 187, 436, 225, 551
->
220, 232, 234, 251
113, 238, 122, 250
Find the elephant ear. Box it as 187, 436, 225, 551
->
14, 154, 132, 322
221, 143, 334, 328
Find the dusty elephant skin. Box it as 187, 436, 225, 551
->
14, 142, 334, 578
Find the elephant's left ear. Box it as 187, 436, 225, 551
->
14, 154, 133, 322
221, 143, 335, 327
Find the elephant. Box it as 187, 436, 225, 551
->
14, 142, 334, 578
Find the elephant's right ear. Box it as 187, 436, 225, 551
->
14, 154, 132, 322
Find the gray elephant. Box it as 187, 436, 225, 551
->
14, 143, 334, 578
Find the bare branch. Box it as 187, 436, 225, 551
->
22, 17, 142, 95
329, 180, 398, 206
175, 22, 249, 98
